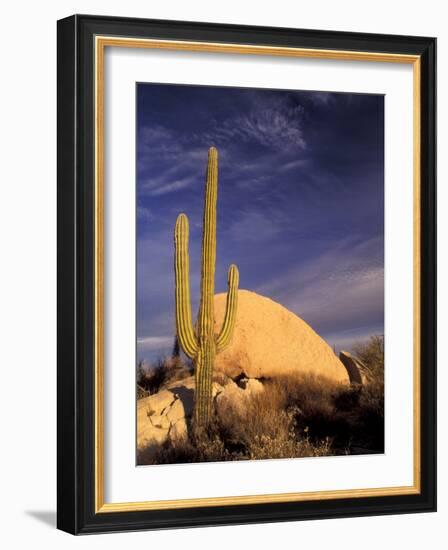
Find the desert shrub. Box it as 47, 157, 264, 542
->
141, 432, 231, 465
137, 356, 193, 398
137, 359, 167, 396
259, 371, 383, 455
144, 410, 331, 465
136, 361, 150, 399
219, 394, 296, 459
211, 379, 331, 460
163, 356, 194, 384
137, 384, 149, 400
352, 335, 384, 385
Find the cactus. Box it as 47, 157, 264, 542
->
174, 147, 239, 428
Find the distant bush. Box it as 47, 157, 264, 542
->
352, 334, 384, 385
137, 356, 193, 398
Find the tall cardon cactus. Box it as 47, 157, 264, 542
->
174, 147, 239, 428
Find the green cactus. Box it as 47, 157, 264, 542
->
174, 147, 239, 428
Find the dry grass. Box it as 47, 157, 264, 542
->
137, 356, 193, 398
145, 397, 332, 465
216, 376, 334, 460
141, 372, 379, 465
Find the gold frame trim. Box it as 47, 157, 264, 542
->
94, 36, 421, 513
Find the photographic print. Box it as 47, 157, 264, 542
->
136, 83, 385, 466
58, 17, 436, 532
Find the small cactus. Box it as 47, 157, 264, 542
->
174, 147, 239, 427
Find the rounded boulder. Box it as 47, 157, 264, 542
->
213, 290, 349, 383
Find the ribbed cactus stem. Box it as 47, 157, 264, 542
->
194, 147, 218, 426
197, 146, 218, 340
174, 147, 239, 429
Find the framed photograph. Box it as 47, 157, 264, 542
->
57, 15, 436, 534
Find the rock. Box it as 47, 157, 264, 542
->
143, 389, 177, 414
166, 398, 185, 424
339, 351, 367, 385
215, 378, 257, 416
137, 388, 183, 450
137, 374, 266, 452
170, 418, 188, 440
137, 376, 224, 451
213, 290, 349, 383
238, 378, 264, 395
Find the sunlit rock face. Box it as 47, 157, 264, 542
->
213, 290, 349, 383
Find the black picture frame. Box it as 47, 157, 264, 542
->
57, 14, 436, 534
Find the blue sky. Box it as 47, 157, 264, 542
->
136, 83, 384, 362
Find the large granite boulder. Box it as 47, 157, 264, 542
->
213, 290, 349, 383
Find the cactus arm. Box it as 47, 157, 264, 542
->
216, 264, 239, 352
174, 213, 198, 359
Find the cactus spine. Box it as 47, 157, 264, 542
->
174, 147, 239, 428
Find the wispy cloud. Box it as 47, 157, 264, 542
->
309, 92, 335, 106
139, 152, 201, 197
137, 126, 231, 197
323, 326, 383, 353
279, 158, 309, 172
257, 237, 384, 336
226, 209, 285, 243
138, 125, 182, 159
148, 175, 197, 196
137, 335, 175, 351
199, 97, 306, 151
137, 205, 153, 221
137, 92, 309, 199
